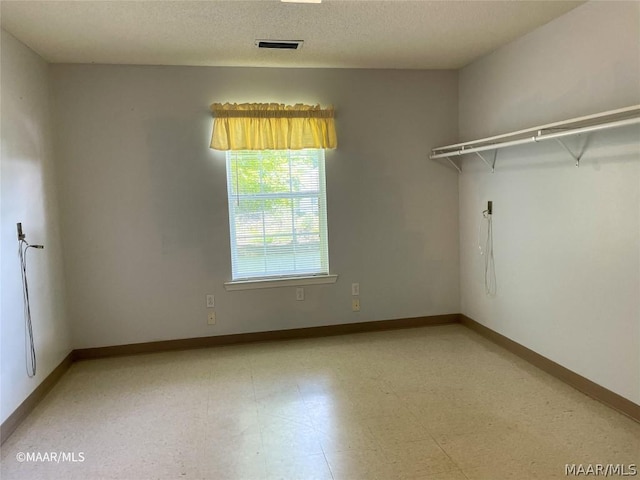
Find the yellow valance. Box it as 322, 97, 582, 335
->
210, 103, 337, 151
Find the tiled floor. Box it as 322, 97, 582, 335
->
2, 324, 639, 479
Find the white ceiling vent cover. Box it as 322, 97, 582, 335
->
255, 40, 304, 50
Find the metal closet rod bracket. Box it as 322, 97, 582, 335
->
444, 156, 462, 173
542, 129, 589, 167
429, 105, 640, 172
475, 150, 498, 172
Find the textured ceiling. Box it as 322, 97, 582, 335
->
0, 1, 584, 69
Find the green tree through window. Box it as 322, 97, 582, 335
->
226, 149, 329, 280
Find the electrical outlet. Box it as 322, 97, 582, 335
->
296, 288, 304, 301
208, 311, 216, 325
351, 283, 359, 296
206, 294, 215, 308
352, 298, 360, 312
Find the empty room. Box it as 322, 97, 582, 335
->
1, 1, 639, 479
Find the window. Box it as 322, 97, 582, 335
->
226, 149, 329, 281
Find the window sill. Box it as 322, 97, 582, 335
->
224, 274, 338, 291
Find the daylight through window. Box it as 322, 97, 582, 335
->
226, 149, 329, 280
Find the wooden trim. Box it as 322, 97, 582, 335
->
0, 315, 457, 445
73, 314, 460, 360
460, 314, 640, 423
224, 274, 338, 291
5, 312, 636, 448
1, 352, 73, 445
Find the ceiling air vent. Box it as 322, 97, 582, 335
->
255, 40, 303, 50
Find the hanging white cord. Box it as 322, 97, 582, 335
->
19, 239, 39, 377
478, 210, 497, 296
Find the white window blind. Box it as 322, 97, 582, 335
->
226, 149, 329, 281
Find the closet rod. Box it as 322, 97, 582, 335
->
430, 116, 640, 160
432, 104, 640, 153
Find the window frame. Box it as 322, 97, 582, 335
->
223, 149, 336, 290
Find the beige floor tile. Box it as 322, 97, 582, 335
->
462, 452, 579, 480
260, 418, 324, 456
365, 413, 432, 445
435, 425, 569, 474
378, 438, 461, 479
256, 394, 314, 429
2, 324, 638, 480
202, 451, 268, 480
304, 396, 352, 428
296, 376, 338, 400
201, 430, 266, 479
316, 420, 379, 453
324, 448, 389, 480
407, 395, 513, 437
264, 452, 332, 480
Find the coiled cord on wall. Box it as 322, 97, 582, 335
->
18, 239, 42, 377
478, 209, 497, 296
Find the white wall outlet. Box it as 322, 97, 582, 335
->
206, 295, 215, 308
208, 311, 216, 325
351, 283, 360, 296
296, 287, 304, 301
352, 298, 360, 312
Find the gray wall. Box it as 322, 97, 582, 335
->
1, 31, 71, 423
50, 65, 460, 348
458, 1, 640, 403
